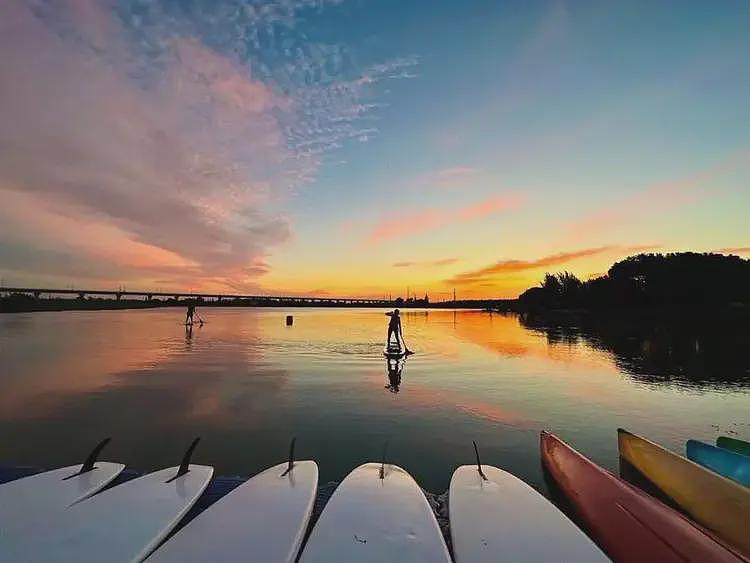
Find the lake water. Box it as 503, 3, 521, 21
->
0, 308, 748, 494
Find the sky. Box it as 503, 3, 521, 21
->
1, 0, 749, 299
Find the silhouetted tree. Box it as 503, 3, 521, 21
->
519, 252, 750, 310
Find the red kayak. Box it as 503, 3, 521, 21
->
540, 431, 748, 563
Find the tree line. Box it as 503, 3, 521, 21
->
518, 252, 750, 310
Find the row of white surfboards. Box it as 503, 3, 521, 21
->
0, 445, 611, 563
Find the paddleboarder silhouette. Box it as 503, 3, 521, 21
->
385, 309, 412, 353
185, 303, 196, 325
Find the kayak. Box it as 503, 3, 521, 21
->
687, 440, 750, 487
541, 431, 748, 563
718, 436, 750, 457
618, 429, 750, 557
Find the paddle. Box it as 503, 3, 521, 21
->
400, 333, 413, 355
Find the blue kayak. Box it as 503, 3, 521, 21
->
686, 439, 750, 487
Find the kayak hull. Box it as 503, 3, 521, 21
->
687, 440, 750, 487
541, 431, 747, 563
618, 429, 750, 557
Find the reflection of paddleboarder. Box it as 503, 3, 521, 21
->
385, 357, 403, 393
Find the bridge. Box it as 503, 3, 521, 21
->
0, 286, 393, 306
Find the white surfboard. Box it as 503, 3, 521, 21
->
0, 462, 125, 539
4, 464, 213, 563
300, 463, 451, 563
449, 465, 610, 563
149, 460, 318, 563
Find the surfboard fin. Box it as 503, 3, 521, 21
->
473, 440, 488, 481
65, 437, 112, 479
281, 437, 296, 477
167, 437, 200, 482
379, 441, 389, 480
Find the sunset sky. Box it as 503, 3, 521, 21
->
1, 0, 749, 299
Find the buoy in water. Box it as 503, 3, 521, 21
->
286, 315, 293, 326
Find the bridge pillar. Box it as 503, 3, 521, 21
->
146, 294, 152, 301
116, 293, 122, 301
77, 292, 86, 299
33, 291, 41, 299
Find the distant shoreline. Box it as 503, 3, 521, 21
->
0, 294, 517, 313
4, 294, 748, 315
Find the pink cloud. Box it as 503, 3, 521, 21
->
0, 2, 295, 290
568, 152, 749, 238
446, 244, 661, 286
368, 210, 446, 243
407, 166, 483, 191
392, 258, 461, 268
436, 167, 478, 179
0, 1, 413, 291
717, 247, 750, 255
431, 167, 481, 186
367, 194, 523, 243
458, 194, 522, 220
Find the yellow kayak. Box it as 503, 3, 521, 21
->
618, 428, 750, 557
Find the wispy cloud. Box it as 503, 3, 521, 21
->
717, 247, 750, 255
568, 152, 749, 238
0, 1, 416, 290
446, 244, 660, 286
367, 193, 524, 243
392, 258, 461, 268
431, 167, 481, 187
283, 56, 418, 168
404, 166, 483, 191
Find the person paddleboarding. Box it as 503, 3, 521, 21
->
185, 302, 202, 326
385, 309, 412, 354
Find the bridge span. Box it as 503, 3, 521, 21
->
0, 287, 392, 306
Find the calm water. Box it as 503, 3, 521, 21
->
0, 308, 748, 494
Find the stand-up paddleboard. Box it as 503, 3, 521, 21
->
687, 440, 750, 487
0, 438, 124, 539
149, 459, 318, 562
542, 431, 748, 563
5, 440, 213, 563
449, 463, 609, 562
383, 341, 405, 358
618, 428, 750, 556
300, 463, 451, 563
718, 436, 750, 457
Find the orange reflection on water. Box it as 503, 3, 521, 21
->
0, 312, 178, 417
450, 311, 617, 371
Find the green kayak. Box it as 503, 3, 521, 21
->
717, 436, 750, 457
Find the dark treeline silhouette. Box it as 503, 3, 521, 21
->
519, 252, 750, 310
515, 252, 750, 388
